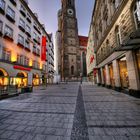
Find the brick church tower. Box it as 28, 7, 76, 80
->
59, 0, 81, 80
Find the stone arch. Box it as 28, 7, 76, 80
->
0, 68, 8, 77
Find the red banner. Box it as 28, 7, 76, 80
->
90, 55, 94, 64
41, 36, 47, 61
13, 65, 31, 71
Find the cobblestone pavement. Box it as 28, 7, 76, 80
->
0, 82, 140, 140
0, 83, 79, 140
82, 82, 140, 140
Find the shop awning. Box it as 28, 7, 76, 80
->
115, 29, 140, 51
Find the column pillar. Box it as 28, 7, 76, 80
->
105, 65, 111, 87
113, 60, 121, 91
126, 51, 140, 92
100, 67, 105, 86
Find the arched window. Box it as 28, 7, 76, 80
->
133, 0, 140, 29
71, 65, 74, 75
115, 26, 121, 47
68, 0, 71, 6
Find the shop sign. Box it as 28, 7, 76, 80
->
41, 36, 47, 61
13, 65, 31, 71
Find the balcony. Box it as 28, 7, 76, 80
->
3, 33, 13, 42
0, 6, 5, 15
33, 25, 41, 35
33, 38, 38, 43
18, 25, 25, 32
26, 16, 31, 23
9, 0, 17, 6
25, 31, 31, 38
6, 14, 15, 23
25, 46, 30, 52
17, 41, 24, 48
20, 9, 26, 17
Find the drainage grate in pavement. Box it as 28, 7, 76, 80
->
71, 85, 89, 140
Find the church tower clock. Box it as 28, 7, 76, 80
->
60, 0, 81, 80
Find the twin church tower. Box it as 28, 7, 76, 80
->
57, 0, 81, 80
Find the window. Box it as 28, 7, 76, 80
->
133, 0, 140, 29
19, 18, 25, 28
4, 25, 13, 37
115, 26, 121, 47
33, 32, 37, 39
7, 6, 15, 19
37, 48, 40, 55
20, 5, 25, 12
25, 41, 30, 49
0, 20, 3, 32
24, 56, 29, 66
26, 25, 31, 33
71, 66, 74, 75
33, 60, 39, 69
2, 49, 11, 61
17, 55, 24, 65
18, 34, 24, 45
27, 13, 31, 20
0, 0, 5, 10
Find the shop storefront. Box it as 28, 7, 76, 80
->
0, 69, 9, 86
108, 63, 115, 88
33, 73, 40, 86
118, 57, 129, 89
10, 72, 28, 88
136, 49, 140, 79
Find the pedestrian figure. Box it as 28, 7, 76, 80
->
81, 77, 82, 84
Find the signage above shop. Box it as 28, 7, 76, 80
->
13, 65, 31, 71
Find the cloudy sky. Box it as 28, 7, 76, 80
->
28, 0, 94, 37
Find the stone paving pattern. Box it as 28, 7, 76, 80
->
82, 83, 140, 140
0, 83, 79, 140
0, 82, 140, 140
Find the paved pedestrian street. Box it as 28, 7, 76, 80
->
0, 82, 140, 140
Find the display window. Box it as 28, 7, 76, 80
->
0, 69, 9, 86
33, 73, 40, 86
10, 72, 28, 88
109, 64, 115, 87
118, 57, 129, 89
136, 49, 140, 78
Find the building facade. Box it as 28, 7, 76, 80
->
79, 35, 88, 77
91, 0, 140, 96
58, 0, 81, 80
47, 33, 54, 84
86, 25, 96, 83
0, 0, 49, 92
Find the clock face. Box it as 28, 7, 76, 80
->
67, 9, 74, 15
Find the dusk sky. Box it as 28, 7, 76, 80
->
28, 0, 95, 38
